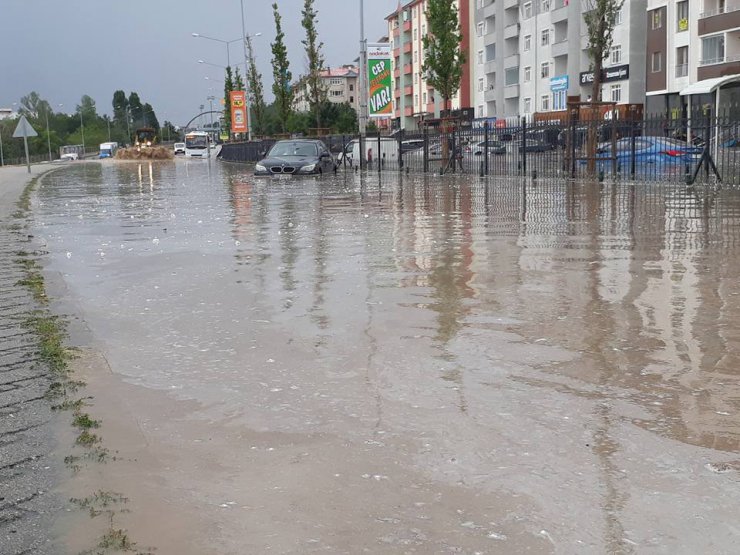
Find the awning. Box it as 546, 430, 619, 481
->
680, 74, 740, 96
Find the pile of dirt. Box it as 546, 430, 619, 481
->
116, 147, 173, 160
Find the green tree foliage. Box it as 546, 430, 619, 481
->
76, 95, 97, 121
19, 91, 51, 121
246, 34, 267, 138
422, 0, 466, 114
584, 0, 624, 102
271, 3, 293, 133
128, 92, 144, 128
223, 66, 234, 136
301, 0, 326, 129
142, 103, 159, 132
112, 90, 128, 126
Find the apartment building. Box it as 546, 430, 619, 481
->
473, 0, 646, 120
293, 65, 360, 113
646, 0, 740, 117
386, 0, 472, 130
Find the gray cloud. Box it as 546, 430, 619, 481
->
0, 0, 398, 125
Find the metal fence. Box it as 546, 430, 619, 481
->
343, 114, 740, 184
216, 113, 740, 185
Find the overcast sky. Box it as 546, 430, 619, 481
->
0, 0, 399, 126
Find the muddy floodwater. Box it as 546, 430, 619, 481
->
32, 161, 740, 554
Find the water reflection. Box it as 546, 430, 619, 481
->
32, 164, 740, 549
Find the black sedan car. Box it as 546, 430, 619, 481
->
254, 139, 336, 176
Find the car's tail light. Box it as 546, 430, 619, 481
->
662, 150, 686, 157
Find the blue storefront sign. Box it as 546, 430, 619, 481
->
550, 75, 569, 92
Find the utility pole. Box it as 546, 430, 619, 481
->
45, 109, 52, 162
240, 0, 253, 142
79, 111, 86, 155
358, 0, 368, 135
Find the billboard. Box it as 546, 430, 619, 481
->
230, 91, 248, 134
367, 44, 392, 118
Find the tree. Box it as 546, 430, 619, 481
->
583, 0, 624, 173
128, 92, 144, 128
422, 0, 466, 116
112, 90, 128, 126
246, 34, 267, 137
19, 91, 51, 121
584, 0, 624, 104
143, 103, 159, 133
76, 95, 97, 121
223, 66, 234, 137
301, 0, 326, 129
271, 3, 293, 133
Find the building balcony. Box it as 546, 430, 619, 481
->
551, 0, 569, 23
393, 48, 400, 58
394, 68, 400, 79
504, 53, 519, 68
403, 64, 413, 74
698, 55, 740, 80
484, 88, 497, 102
483, 2, 497, 18
504, 84, 519, 98
484, 59, 497, 74
504, 23, 519, 39
403, 42, 412, 54
404, 85, 413, 96
404, 106, 414, 117
504, 0, 518, 9
484, 33, 497, 47
403, 20, 412, 33
552, 39, 568, 58
698, 8, 740, 34
426, 102, 435, 113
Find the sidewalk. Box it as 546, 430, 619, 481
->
0, 163, 65, 554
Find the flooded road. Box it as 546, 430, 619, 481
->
32, 161, 740, 553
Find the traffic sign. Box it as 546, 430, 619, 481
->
13, 115, 38, 138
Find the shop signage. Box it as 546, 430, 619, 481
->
580, 64, 629, 85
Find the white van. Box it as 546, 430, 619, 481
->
350, 137, 399, 168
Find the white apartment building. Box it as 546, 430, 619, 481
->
293, 65, 360, 114
474, 0, 647, 120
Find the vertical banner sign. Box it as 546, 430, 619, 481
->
367, 44, 392, 118
230, 91, 248, 134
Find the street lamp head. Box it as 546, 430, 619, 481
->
254, 32, 262, 37
191, 33, 200, 37
198, 60, 205, 64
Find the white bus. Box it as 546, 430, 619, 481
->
184, 131, 211, 158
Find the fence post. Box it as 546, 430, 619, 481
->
521, 117, 527, 177
378, 133, 382, 173
630, 116, 636, 178
484, 122, 489, 176
398, 128, 404, 171
423, 125, 429, 174
611, 110, 618, 179
359, 134, 365, 171
570, 110, 577, 178
451, 128, 457, 173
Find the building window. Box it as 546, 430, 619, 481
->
651, 10, 662, 30
610, 84, 621, 103
524, 98, 532, 113
350, 96, 354, 103
524, 35, 531, 52
540, 61, 550, 78
505, 67, 519, 85
423, 91, 427, 103
478, 50, 484, 65
414, 94, 418, 105
615, 8, 622, 25
330, 78, 342, 85
702, 35, 725, 64
331, 90, 342, 97
541, 95, 550, 111
542, 0, 550, 12
422, 24, 426, 35
478, 78, 485, 92
676, 46, 689, 77
413, 28, 417, 40
524, 2, 532, 18
349, 84, 354, 91
677, 1, 688, 31
610, 45, 621, 65
524, 66, 532, 82
553, 90, 566, 111
478, 104, 485, 117
414, 73, 418, 83
477, 22, 485, 37
541, 29, 550, 46
651, 51, 662, 72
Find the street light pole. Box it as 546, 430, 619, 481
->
0, 122, 4, 167
359, 0, 368, 135
240, 0, 251, 142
